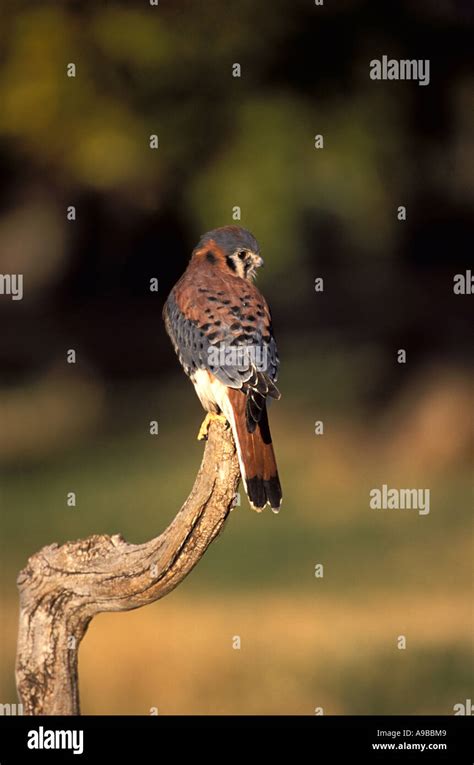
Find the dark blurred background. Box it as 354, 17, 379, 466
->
0, 0, 472, 714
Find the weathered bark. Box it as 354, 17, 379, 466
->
15, 419, 239, 715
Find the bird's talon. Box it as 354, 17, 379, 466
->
197, 412, 228, 441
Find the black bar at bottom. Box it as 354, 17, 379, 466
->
0, 715, 471, 762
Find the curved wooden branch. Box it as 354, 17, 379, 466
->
15, 419, 240, 715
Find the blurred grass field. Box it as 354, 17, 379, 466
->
1, 354, 472, 715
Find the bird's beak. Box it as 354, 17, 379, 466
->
255, 255, 264, 268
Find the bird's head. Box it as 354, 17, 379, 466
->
192, 226, 264, 281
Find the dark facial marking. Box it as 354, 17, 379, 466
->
226, 255, 237, 272
206, 251, 216, 264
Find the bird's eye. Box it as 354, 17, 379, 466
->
238, 251, 247, 260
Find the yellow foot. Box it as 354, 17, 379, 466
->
197, 412, 228, 441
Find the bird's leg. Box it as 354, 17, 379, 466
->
197, 412, 228, 441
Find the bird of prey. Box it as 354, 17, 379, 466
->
163, 226, 282, 512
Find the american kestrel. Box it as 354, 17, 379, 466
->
163, 226, 282, 512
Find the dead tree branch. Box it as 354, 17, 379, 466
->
15, 419, 239, 715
